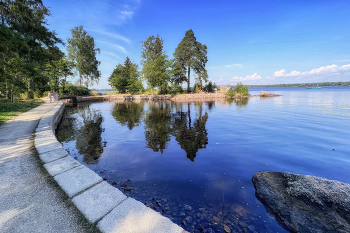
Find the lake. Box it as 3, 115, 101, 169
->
57, 87, 350, 233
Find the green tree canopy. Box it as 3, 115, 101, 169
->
173, 29, 208, 92
141, 35, 170, 94
0, 0, 64, 98
0, 24, 31, 100
67, 25, 101, 87
108, 57, 143, 94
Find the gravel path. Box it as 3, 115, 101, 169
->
0, 101, 88, 233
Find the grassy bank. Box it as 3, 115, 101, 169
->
0, 99, 44, 125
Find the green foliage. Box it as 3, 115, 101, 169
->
0, 0, 64, 100
169, 83, 184, 96
67, 25, 100, 87
203, 81, 217, 93
141, 35, 164, 64
143, 54, 170, 94
194, 85, 200, 93
226, 82, 249, 97
60, 84, 90, 96
141, 35, 170, 94
109, 57, 143, 94
173, 29, 208, 92
44, 57, 75, 92
169, 58, 187, 85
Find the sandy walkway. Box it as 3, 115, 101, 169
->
0, 101, 88, 233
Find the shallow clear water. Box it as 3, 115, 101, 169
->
57, 87, 350, 233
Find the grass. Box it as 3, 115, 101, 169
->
0, 98, 44, 125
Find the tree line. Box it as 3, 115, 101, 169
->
108, 30, 216, 94
0, 0, 101, 101
243, 81, 350, 88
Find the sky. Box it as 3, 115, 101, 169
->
42, 0, 350, 89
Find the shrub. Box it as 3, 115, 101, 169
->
169, 84, 184, 96
203, 81, 217, 93
226, 82, 249, 97
59, 84, 91, 96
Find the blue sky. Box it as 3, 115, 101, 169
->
43, 0, 350, 88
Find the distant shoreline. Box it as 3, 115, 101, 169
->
244, 82, 350, 88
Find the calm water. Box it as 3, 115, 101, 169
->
57, 87, 350, 233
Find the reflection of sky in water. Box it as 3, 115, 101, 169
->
58, 87, 350, 233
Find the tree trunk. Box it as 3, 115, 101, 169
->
27, 79, 34, 99
63, 75, 66, 93
11, 83, 14, 102
187, 66, 190, 93
1, 0, 4, 25
188, 102, 191, 128
5, 78, 9, 99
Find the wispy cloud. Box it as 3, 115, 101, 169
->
101, 51, 121, 59
273, 64, 350, 79
120, 10, 134, 21
97, 41, 128, 54
87, 29, 131, 44
223, 64, 243, 68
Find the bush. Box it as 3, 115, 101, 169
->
203, 81, 217, 93
195, 86, 200, 93
169, 84, 184, 96
34, 89, 44, 98
226, 82, 249, 97
59, 84, 91, 96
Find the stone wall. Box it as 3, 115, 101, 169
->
34, 101, 185, 233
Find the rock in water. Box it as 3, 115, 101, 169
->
223, 224, 231, 233
260, 91, 281, 97
252, 171, 350, 233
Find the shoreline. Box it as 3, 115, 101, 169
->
60, 92, 281, 104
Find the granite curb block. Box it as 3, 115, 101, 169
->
97, 198, 184, 233
44, 155, 80, 176
72, 181, 127, 223
34, 101, 187, 233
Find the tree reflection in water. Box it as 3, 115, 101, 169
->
144, 102, 172, 154
171, 102, 209, 161
112, 102, 144, 130
75, 105, 105, 164
225, 97, 249, 107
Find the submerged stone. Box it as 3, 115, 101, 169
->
252, 171, 350, 233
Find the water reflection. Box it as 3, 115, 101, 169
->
144, 102, 172, 154
112, 102, 144, 130
224, 98, 249, 107
75, 106, 105, 164
141, 101, 210, 160
171, 103, 209, 161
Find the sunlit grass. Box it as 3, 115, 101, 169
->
0, 99, 44, 125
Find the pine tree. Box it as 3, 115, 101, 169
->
173, 29, 208, 93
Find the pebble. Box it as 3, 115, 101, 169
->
185, 216, 193, 224
212, 216, 220, 223
224, 224, 231, 233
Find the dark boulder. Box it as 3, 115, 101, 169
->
252, 171, 350, 233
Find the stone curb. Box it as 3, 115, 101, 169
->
34, 101, 186, 233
